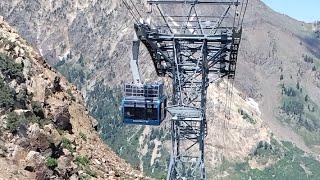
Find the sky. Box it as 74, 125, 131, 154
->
262, 0, 320, 23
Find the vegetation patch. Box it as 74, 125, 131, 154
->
79, 132, 87, 141
0, 77, 15, 109
5, 110, 50, 134
5, 112, 26, 133
66, 88, 76, 101
31, 101, 45, 119
215, 140, 320, 180
75, 155, 90, 166
46, 157, 58, 170
239, 109, 257, 124
61, 137, 75, 153
75, 155, 97, 178
0, 53, 25, 83
301, 53, 320, 70
279, 84, 320, 147
302, 54, 315, 63
55, 55, 91, 90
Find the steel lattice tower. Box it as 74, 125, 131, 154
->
126, 0, 247, 179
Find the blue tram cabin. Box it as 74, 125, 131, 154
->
121, 82, 167, 125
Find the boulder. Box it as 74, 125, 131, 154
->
35, 166, 53, 180
62, 148, 72, 156
57, 155, 74, 177
28, 123, 50, 151
25, 150, 45, 168
0, 148, 6, 157
52, 76, 62, 93
43, 124, 62, 146
91, 117, 99, 131
53, 106, 72, 133
0, 139, 7, 157
25, 151, 52, 180
16, 123, 28, 138
11, 145, 26, 163
69, 174, 78, 180
57, 155, 72, 170
16, 137, 30, 148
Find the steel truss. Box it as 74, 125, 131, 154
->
126, 0, 247, 179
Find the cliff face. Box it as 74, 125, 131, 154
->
0, 18, 144, 179
1, 0, 320, 179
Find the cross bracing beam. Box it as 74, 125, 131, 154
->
156, 15, 232, 19
147, 0, 240, 5
154, 26, 235, 30
146, 34, 233, 42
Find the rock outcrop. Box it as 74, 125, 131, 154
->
0, 18, 145, 179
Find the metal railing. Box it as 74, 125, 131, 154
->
124, 83, 164, 98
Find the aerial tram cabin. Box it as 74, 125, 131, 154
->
121, 82, 167, 126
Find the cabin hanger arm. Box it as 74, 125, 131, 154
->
130, 34, 142, 84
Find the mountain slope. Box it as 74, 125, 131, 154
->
236, 0, 320, 153
0, 18, 144, 179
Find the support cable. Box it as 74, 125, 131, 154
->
210, 5, 231, 35
129, 0, 143, 19
236, 0, 245, 27
121, 0, 140, 23
156, 4, 174, 33
182, 5, 195, 34
194, 6, 204, 35
239, 0, 249, 27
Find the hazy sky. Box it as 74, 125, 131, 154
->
262, 0, 320, 22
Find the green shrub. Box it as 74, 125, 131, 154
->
46, 157, 58, 169
239, 109, 256, 124
303, 54, 314, 63
31, 101, 45, 119
75, 155, 90, 166
79, 175, 91, 180
234, 162, 249, 171
280, 74, 284, 80
0, 77, 14, 108
282, 99, 304, 115
15, 89, 27, 108
61, 137, 75, 153
67, 89, 76, 101
6, 111, 50, 133
75, 155, 96, 177
5, 112, 26, 133
0, 53, 25, 83
305, 95, 309, 102
84, 167, 97, 177
283, 87, 297, 97
27, 115, 50, 128
79, 132, 87, 141
66, 88, 72, 95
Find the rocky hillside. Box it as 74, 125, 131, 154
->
0, 18, 144, 179
1, 0, 320, 179
236, 0, 320, 153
